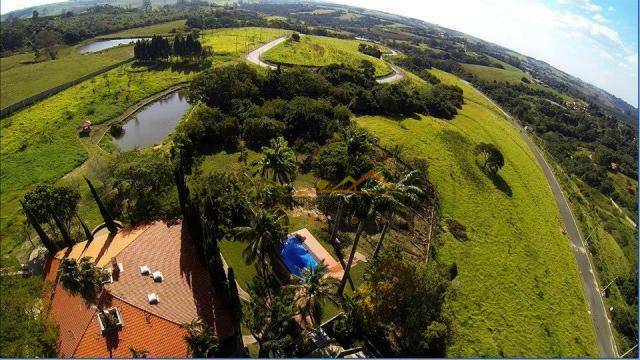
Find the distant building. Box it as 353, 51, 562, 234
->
43, 221, 233, 358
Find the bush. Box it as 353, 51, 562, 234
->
290, 32, 300, 41
109, 123, 123, 137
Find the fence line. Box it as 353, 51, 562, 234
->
0, 58, 134, 119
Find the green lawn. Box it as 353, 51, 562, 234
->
200, 27, 292, 62
97, 19, 187, 38
0, 64, 192, 264
356, 68, 598, 357
1, 45, 133, 108
219, 239, 258, 291
461, 62, 533, 84
262, 34, 392, 77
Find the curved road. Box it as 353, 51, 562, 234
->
464, 80, 618, 358
246, 37, 404, 83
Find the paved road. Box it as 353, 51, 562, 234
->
246, 36, 404, 83
465, 80, 618, 358
245, 36, 287, 70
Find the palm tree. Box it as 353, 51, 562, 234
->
255, 137, 297, 185
373, 171, 425, 259
292, 262, 339, 326
338, 174, 418, 297
326, 193, 357, 291
58, 257, 108, 303
234, 207, 288, 275
129, 347, 149, 358
183, 318, 219, 358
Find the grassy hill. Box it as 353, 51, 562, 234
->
356, 68, 598, 357
461, 62, 532, 84
1, 45, 132, 108
262, 34, 392, 76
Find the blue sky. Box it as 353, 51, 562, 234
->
3, 0, 638, 106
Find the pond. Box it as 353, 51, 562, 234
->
112, 90, 190, 150
78, 38, 148, 54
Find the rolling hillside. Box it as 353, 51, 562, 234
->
357, 68, 598, 357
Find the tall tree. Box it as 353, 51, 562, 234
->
85, 177, 118, 234
183, 318, 219, 358
291, 262, 339, 326
76, 213, 94, 243
47, 204, 74, 248
255, 137, 297, 185
227, 267, 245, 353
475, 142, 505, 175
20, 200, 56, 253
234, 208, 288, 276
244, 275, 303, 357
34, 30, 61, 60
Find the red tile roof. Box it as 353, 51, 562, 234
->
74, 296, 188, 358
43, 221, 233, 358
48, 283, 97, 357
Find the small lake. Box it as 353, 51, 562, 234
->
78, 38, 147, 54
112, 90, 190, 150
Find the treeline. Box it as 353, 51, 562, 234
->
357, 43, 382, 58
0, 4, 219, 55
133, 33, 207, 61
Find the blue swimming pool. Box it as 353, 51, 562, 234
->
280, 236, 318, 277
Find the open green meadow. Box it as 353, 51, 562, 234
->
462, 62, 533, 84
200, 27, 291, 62
262, 34, 392, 77
97, 19, 187, 38
0, 45, 133, 108
0, 64, 192, 264
357, 68, 598, 357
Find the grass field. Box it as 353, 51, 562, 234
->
461, 62, 533, 84
0, 45, 133, 108
200, 27, 291, 62
0, 64, 192, 265
356, 68, 598, 357
262, 35, 392, 77
98, 19, 187, 38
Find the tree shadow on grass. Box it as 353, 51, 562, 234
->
489, 172, 512, 197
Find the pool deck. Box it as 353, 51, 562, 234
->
291, 228, 365, 279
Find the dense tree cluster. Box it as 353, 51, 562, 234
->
133, 34, 207, 61
357, 43, 382, 58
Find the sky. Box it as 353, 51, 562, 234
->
2, 0, 637, 107
331, 0, 638, 107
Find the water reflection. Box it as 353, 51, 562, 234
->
78, 38, 148, 54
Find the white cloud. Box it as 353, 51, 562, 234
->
599, 50, 614, 60
330, 0, 638, 106
608, 6, 615, 12
558, 0, 602, 12
592, 13, 609, 24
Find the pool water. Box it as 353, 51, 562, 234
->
280, 236, 318, 277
